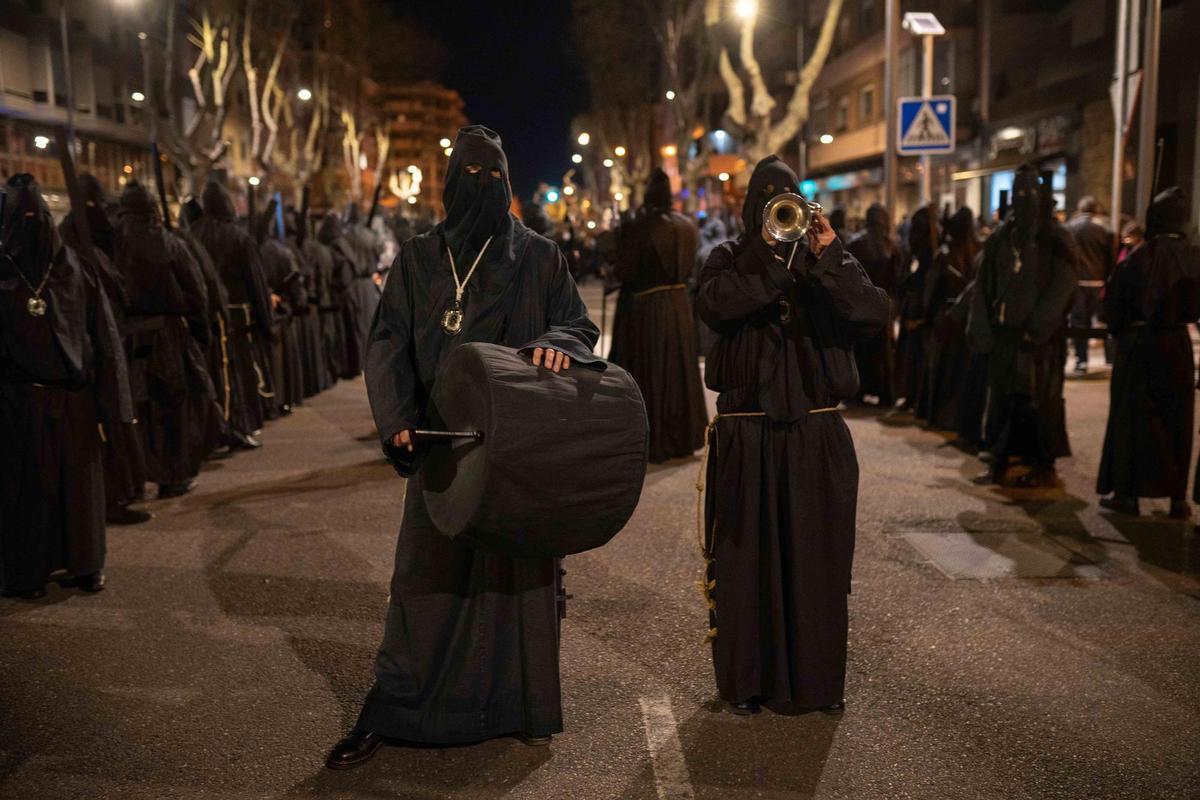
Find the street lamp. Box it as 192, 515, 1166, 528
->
248, 176, 260, 187
614, 146, 626, 157
297, 87, 312, 102
130, 90, 145, 103
586, 220, 597, 230
33, 135, 50, 150
571, 153, 583, 164
563, 185, 575, 196
902, 11, 946, 205
664, 90, 676, 101
603, 158, 614, 168
661, 144, 677, 157
718, 171, 730, 182
444, 146, 453, 156
439, 137, 452, 148
613, 191, 624, 201
734, 0, 757, 20
819, 133, 834, 144
577, 132, 590, 146
407, 196, 418, 205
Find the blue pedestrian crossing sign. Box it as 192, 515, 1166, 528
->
898, 96, 956, 155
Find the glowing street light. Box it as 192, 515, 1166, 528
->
664, 90, 676, 101
602, 158, 614, 168
33, 135, 50, 149
563, 185, 576, 196
613, 191, 624, 201
586, 220, 597, 230
297, 87, 312, 102
734, 0, 757, 20
718, 171, 730, 182
614, 146, 626, 157
819, 133, 834, 144
577, 132, 590, 146
546, 190, 560, 202
130, 90, 145, 103
571, 153, 583, 164
444, 146, 453, 156
407, 196, 418, 205
439, 137, 452, 148
248, 176, 261, 186
661, 144, 677, 157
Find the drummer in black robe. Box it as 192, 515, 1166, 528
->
968, 165, 1077, 487
921, 207, 979, 431
1098, 187, 1199, 518
846, 203, 903, 406
0, 174, 131, 598
59, 174, 150, 524
327, 125, 601, 768
695, 156, 890, 715
114, 182, 217, 496
609, 168, 707, 463
192, 181, 274, 449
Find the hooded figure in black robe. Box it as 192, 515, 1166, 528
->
1097, 187, 1199, 518
319, 213, 364, 379
695, 156, 890, 715
920, 207, 980, 431
304, 216, 345, 386
846, 203, 903, 406
114, 182, 218, 494
896, 206, 937, 410
344, 203, 383, 365
282, 208, 331, 397
968, 166, 1077, 487
59, 174, 149, 522
330, 125, 601, 765
258, 210, 306, 414
609, 168, 707, 462
0, 174, 131, 598
192, 181, 274, 447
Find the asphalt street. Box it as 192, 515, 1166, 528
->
2, 283, 1199, 799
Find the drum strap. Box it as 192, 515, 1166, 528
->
694, 407, 840, 644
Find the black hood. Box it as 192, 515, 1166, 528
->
908, 205, 938, 256
442, 125, 514, 258
77, 172, 116, 259
947, 206, 975, 242
1, 173, 59, 279
1010, 164, 1040, 240
202, 180, 237, 222
1146, 186, 1190, 239
643, 168, 672, 210
317, 212, 344, 245
741, 156, 801, 236
346, 203, 364, 226
180, 197, 204, 229
118, 180, 159, 221
521, 199, 552, 237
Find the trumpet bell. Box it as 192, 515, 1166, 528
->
765, 193, 822, 242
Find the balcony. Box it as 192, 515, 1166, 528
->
807, 121, 886, 172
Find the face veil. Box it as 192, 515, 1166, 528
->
442, 125, 514, 258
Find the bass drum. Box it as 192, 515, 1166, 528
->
422, 342, 648, 557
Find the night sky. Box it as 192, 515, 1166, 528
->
397, 0, 590, 200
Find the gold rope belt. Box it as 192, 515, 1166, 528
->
216, 315, 232, 421
694, 406, 840, 643
634, 283, 687, 298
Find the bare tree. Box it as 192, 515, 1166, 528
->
241, 0, 297, 174
711, 0, 844, 163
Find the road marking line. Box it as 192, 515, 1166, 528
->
639, 696, 695, 800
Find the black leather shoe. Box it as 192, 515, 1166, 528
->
820, 700, 846, 714
107, 505, 152, 525
325, 729, 384, 770
1100, 495, 1139, 516
230, 433, 262, 451
730, 700, 761, 716
57, 572, 105, 592
515, 733, 553, 746
157, 479, 197, 499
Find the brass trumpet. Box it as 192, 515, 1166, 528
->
764, 193, 823, 242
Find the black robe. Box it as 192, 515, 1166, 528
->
285, 235, 331, 397
895, 247, 931, 409
1097, 234, 1200, 500
610, 205, 707, 463
1, 244, 131, 593
173, 226, 230, 448
319, 216, 367, 379
920, 243, 975, 430
192, 185, 275, 438
115, 199, 218, 486
261, 238, 306, 412
358, 219, 601, 744
301, 236, 345, 387
696, 233, 890, 711
846, 227, 902, 405
968, 221, 1077, 470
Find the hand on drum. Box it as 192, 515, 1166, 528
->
531, 347, 570, 373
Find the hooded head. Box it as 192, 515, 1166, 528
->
318, 212, 343, 245
1145, 186, 1190, 239
202, 180, 237, 222
1010, 164, 1040, 240
907, 205, 939, 257
521, 198, 551, 237
283, 208, 299, 239
865, 203, 891, 237
346, 202, 363, 226
180, 197, 204, 229
77, 172, 116, 258
741, 156, 801, 237
442, 125, 513, 254
947, 206, 975, 243
118, 180, 160, 222
643, 168, 673, 210
1, 173, 58, 274
828, 205, 847, 232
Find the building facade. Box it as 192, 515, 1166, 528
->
380, 81, 468, 219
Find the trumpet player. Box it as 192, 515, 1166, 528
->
695, 156, 890, 716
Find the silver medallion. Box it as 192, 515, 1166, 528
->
27, 296, 47, 317
441, 304, 464, 336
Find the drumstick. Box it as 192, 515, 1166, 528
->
411, 430, 485, 442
